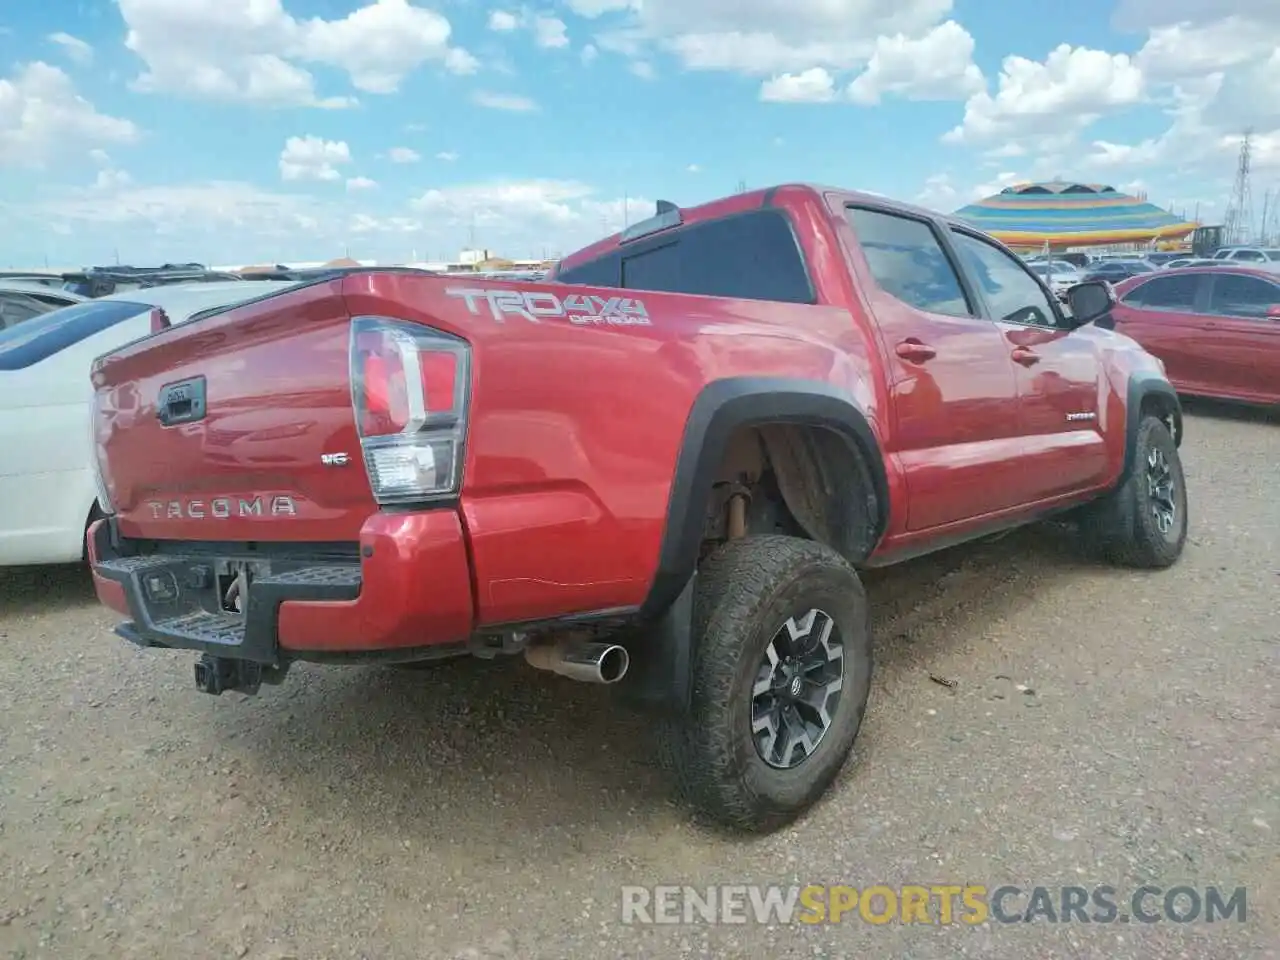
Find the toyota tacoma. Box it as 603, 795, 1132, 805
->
87, 184, 1188, 832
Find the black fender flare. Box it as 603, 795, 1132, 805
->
1122, 374, 1183, 485
617, 377, 888, 715
637, 376, 889, 621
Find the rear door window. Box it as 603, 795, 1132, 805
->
558, 209, 814, 304
1207, 274, 1280, 320
1121, 275, 1201, 310
845, 207, 973, 317
0, 300, 149, 370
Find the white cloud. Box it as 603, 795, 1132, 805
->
12, 175, 650, 265
387, 146, 421, 163
629, 60, 655, 79
93, 168, 133, 191
1135, 16, 1275, 82
760, 67, 835, 103
471, 90, 538, 111
346, 176, 377, 190
687, 163, 700, 173
532, 15, 569, 49
0, 62, 140, 167
116, 0, 477, 107
914, 173, 958, 212
581, 44, 599, 63
278, 135, 352, 181
48, 32, 93, 65
435, 150, 458, 161
944, 45, 1145, 145
569, 0, 956, 76
88, 148, 112, 167
409, 179, 653, 252
847, 21, 984, 104
487, 9, 569, 49
488, 10, 519, 31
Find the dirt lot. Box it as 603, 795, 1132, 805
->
2, 399, 1277, 960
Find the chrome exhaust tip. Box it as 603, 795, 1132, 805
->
524, 640, 630, 684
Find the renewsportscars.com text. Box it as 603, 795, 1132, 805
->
620, 884, 1247, 926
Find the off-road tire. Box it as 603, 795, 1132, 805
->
1078, 415, 1188, 568
659, 535, 872, 833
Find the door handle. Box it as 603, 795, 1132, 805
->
895, 339, 936, 362
1011, 346, 1040, 366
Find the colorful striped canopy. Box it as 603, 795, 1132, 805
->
953, 181, 1199, 248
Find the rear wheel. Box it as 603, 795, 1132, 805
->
660, 535, 872, 833
1078, 415, 1188, 568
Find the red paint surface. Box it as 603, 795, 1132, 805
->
1112, 266, 1280, 406
90, 185, 1169, 645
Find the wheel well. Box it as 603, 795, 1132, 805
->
698, 422, 881, 567
1139, 392, 1182, 446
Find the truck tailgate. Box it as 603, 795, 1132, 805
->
91, 278, 375, 542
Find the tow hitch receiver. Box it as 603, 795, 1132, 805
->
193, 654, 289, 696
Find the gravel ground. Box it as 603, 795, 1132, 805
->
2, 399, 1277, 960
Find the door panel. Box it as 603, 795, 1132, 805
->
842, 206, 1025, 532
947, 229, 1110, 504
1202, 273, 1280, 402
997, 322, 1109, 497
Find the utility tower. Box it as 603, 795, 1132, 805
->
1223, 129, 1254, 245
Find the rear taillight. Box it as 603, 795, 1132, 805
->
349, 316, 470, 505
90, 389, 116, 515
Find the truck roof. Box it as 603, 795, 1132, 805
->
555, 182, 966, 274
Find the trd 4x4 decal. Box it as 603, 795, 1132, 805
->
445, 287, 651, 326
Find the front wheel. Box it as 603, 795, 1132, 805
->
1078, 415, 1188, 568
660, 535, 873, 833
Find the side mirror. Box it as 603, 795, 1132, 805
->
1066, 280, 1116, 325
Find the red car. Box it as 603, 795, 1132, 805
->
1109, 265, 1280, 406
86, 184, 1188, 832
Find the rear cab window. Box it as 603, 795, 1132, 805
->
0, 300, 149, 371
556, 208, 815, 304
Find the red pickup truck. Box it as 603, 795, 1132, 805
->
87, 184, 1188, 832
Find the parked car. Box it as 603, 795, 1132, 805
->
61, 264, 247, 298
1026, 261, 1083, 300
0, 280, 298, 567
1210, 246, 1280, 266
1107, 265, 1279, 406
0, 282, 87, 328
1081, 259, 1158, 284
84, 185, 1187, 833
1161, 257, 1219, 270
1143, 252, 1186, 266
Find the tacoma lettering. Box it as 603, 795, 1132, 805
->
147, 496, 297, 519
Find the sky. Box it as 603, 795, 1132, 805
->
1, 0, 1278, 268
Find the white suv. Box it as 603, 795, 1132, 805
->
1210, 246, 1280, 269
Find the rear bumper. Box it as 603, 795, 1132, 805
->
88, 509, 475, 664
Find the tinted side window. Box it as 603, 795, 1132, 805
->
617, 210, 814, 303
1122, 275, 1199, 310
0, 300, 149, 370
555, 253, 620, 287
1208, 274, 1279, 319
1230, 250, 1266, 262
845, 207, 972, 317
949, 230, 1058, 327
0, 296, 45, 329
